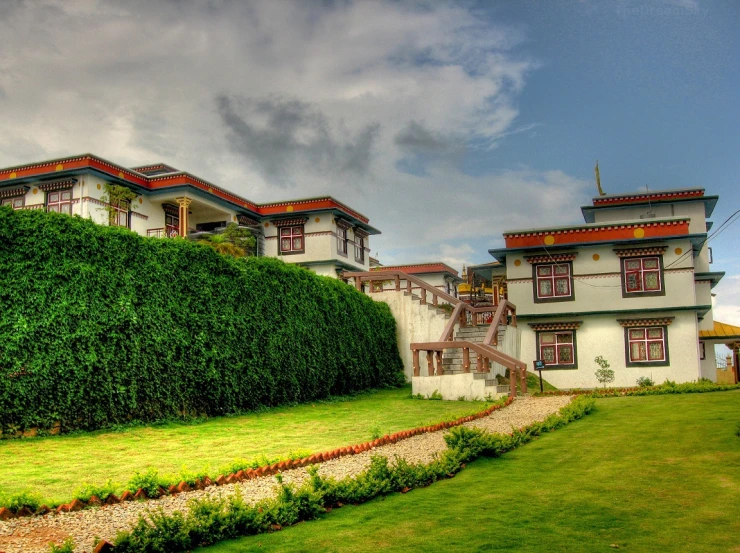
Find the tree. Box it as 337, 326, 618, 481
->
100, 183, 139, 225
594, 356, 615, 388
198, 223, 256, 258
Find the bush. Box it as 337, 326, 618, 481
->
636, 376, 655, 387
0, 208, 404, 433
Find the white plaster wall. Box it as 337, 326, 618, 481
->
522, 311, 701, 389
492, 326, 522, 376
371, 291, 450, 381
698, 341, 719, 381
412, 374, 501, 401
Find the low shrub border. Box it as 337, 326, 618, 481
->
66, 396, 596, 553
0, 398, 514, 520
534, 380, 740, 398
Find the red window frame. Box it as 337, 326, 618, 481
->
47, 189, 73, 215
623, 256, 662, 293
337, 226, 348, 255
165, 213, 179, 238
280, 225, 304, 254
538, 331, 576, 367
627, 327, 666, 363
355, 235, 365, 263
535, 263, 572, 299
1, 197, 24, 210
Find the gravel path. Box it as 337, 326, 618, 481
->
0, 396, 572, 553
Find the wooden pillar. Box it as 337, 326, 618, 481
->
520, 365, 528, 394
412, 349, 420, 377
510, 367, 517, 398
427, 351, 435, 376
420, 289, 427, 305
436, 351, 443, 375
462, 348, 470, 373
433, 294, 438, 307
176, 197, 192, 237
476, 353, 483, 373
395, 276, 400, 291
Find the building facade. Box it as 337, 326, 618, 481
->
0, 154, 378, 277
489, 188, 724, 388
371, 263, 462, 296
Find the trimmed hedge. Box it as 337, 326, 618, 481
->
0, 207, 404, 433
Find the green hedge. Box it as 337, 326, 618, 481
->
0, 207, 403, 433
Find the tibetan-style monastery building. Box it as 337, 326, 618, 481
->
489, 188, 728, 388
0, 154, 378, 277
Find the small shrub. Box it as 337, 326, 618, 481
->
0, 489, 43, 513
74, 479, 119, 502
594, 356, 615, 388
428, 390, 443, 401
636, 376, 655, 387
48, 538, 75, 553
127, 468, 164, 497
370, 423, 382, 440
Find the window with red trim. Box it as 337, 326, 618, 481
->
165, 213, 179, 238
47, 189, 73, 215
538, 331, 576, 367
535, 263, 572, 300
1, 197, 24, 210
337, 226, 348, 255
623, 256, 662, 294
280, 225, 304, 254
110, 199, 130, 228
627, 327, 666, 363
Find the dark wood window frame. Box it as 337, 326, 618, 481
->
621, 256, 666, 298
279, 225, 305, 255
46, 188, 74, 215
624, 325, 670, 367
1, 197, 25, 210
536, 329, 578, 369
532, 262, 575, 303
355, 235, 365, 263
337, 226, 348, 257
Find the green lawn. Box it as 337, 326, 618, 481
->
0, 387, 494, 504
203, 390, 740, 553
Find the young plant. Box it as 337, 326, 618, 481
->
594, 356, 615, 388
636, 376, 655, 387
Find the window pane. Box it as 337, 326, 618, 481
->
49, 192, 59, 203
558, 345, 573, 364
648, 341, 664, 360
626, 260, 641, 270
280, 228, 291, 236
647, 328, 663, 339
61, 191, 72, 201
644, 272, 660, 290
537, 266, 552, 276
626, 272, 641, 292
554, 265, 569, 275
629, 329, 645, 340
12, 198, 23, 208
48, 204, 59, 213
281, 238, 291, 251
292, 226, 303, 235
555, 277, 569, 295
541, 346, 555, 363
631, 342, 646, 361
61, 204, 72, 215
556, 333, 573, 343
540, 333, 555, 344
643, 258, 659, 269
292, 237, 303, 250
538, 279, 552, 296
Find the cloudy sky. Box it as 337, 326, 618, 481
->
1, 0, 738, 324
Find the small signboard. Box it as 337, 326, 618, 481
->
533, 359, 546, 392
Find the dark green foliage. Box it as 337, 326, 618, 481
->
0, 208, 404, 433
105, 396, 595, 553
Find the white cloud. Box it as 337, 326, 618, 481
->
0, 0, 588, 268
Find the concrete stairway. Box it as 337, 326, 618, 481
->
442, 324, 510, 394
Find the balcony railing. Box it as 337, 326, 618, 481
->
147, 228, 179, 238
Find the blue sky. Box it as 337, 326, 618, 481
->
0, 0, 737, 322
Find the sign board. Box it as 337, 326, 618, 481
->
533, 359, 546, 371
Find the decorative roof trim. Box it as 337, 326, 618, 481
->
504, 219, 690, 238
614, 246, 667, 258
335, 218, 352, 230
354, 227, 369, 238
593, 189, 704, 206
0, 186, 29, 199
162, 203, 179, 216
37, 179, 77, 192
237, 214, 258, 226
525, 253, 577, 264
529, 321, 583, 331
617, 317, 675, 328
272, 217, 308, 227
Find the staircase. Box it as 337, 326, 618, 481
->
442, 324, 511, 395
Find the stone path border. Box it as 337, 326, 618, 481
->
0, 395, 573, 553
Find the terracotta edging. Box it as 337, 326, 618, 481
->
0, 397, 514, 523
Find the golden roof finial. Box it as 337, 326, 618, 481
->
595, 161, 606, 196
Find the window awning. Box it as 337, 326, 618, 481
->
0, 186, 29, 199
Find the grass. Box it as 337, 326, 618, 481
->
0, 387, 496, 504
202, 390, 740, 553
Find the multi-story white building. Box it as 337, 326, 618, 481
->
0, 154, 378, 277
489, 188, 726, 388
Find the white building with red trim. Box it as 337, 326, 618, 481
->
371, 263, 462, 296
489, 188, 725, 388
0, 154, 378, 277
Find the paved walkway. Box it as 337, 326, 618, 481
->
0, 396, 572, 553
